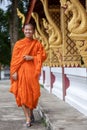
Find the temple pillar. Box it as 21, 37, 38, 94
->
51, 67, 63, 99
51, 67, 69, 100
42, 66, 51, 92
39, 69, 44, 85
65, 68, 87, 115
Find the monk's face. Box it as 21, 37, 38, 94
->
24, 24, 35, 39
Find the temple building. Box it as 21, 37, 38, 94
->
19, 0, 87, 116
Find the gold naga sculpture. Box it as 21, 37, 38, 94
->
60, 0, 87, 67
40, 0, 62, 47
31, 12, 49, 66
31, 12, 49, 51
17, 8, 25, 27
40, 0, 62, 66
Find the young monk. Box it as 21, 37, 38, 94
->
9, 21, 47, 127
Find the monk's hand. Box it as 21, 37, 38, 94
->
12, 72, 17, 80
23, 55, 33, 61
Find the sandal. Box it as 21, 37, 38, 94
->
26, 121, 31, 128
31, 114, 35, 123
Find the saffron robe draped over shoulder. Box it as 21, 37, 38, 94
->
10, 37, 47, 109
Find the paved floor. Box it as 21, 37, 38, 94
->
38, 87, 87, 130
0, 80, 46, 130
1, 80, 87, 130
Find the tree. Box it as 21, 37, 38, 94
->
0, 0, 29, 58
0, 0, 28, 79
8, 0, 19, 50
7, 0, 29, 50
0, 9, 11, 66
0, 0, 19, 51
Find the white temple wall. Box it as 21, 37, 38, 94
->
40, 67, 87, 115
65, 68, 87, 116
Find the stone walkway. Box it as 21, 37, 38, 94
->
0, 80, 46, 130
1, 80, 87, 130
38, 87, 87, 130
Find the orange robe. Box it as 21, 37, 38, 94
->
9, 37, 47, 109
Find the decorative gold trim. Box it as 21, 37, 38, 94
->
17, 8, 25, 26
60, 0, 87, 67
40, 0, 62, 67
32, 12, 49, 51
40, 0, 62, 47
61, 0, 87, 37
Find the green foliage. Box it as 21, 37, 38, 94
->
0, 9, 11, 66
0, 0, 29, 66
18, 0, 29, 39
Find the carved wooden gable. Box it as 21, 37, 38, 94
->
60, 0, 87, 67
18, 0, 87, 67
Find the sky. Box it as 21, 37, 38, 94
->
0, 0, 10, 11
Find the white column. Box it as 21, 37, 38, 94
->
51, 67, 63, 99
42, 66, 51, 92
39, 69, 44, 85
65, 68, 87, 116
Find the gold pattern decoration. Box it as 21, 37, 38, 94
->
64, 0, 87, 38
31, 12, 49, 51
31, 12, 50, 66
60, 0, 67, 7
17, 8, 25, 27
60, 0, 87, 67
60, 0, 81, 67
40, 0, 62, 47
40, 0, 62, 66
76, 40, 87, 66
33, 29, 42, 43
